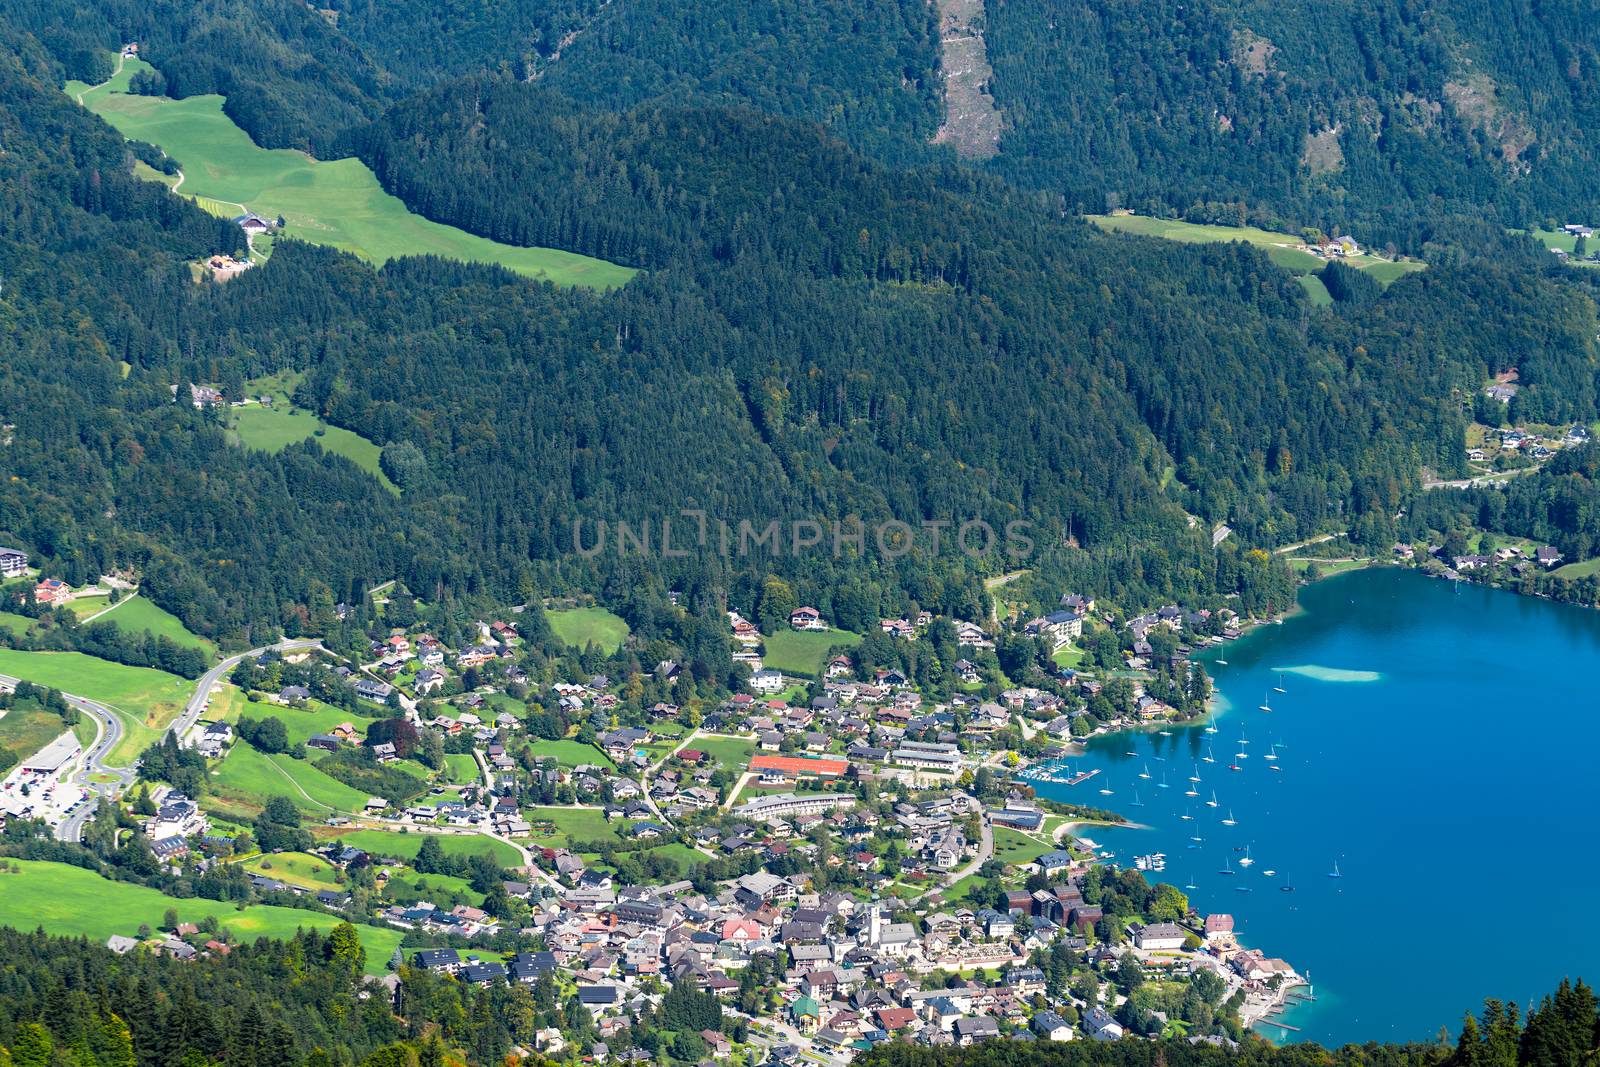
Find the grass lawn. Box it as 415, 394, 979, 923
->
1087, 214, 1425, 285
687, 735, 755, 769
523, 805, 621, 847
444, 752, 482, 784
526, 738, 613, 768
0, 611, 37, 636
1296, 275, 1333, 305
1290, 557, 1373, 578
239, 851, 344, 891
631, 842, 703, 875
0, 707, 71, 762
547, 607, 629, 654
1051, 644, 1088, 669
95, 594, 216, 656
1551, 556, 1600, 579
992, 826, 1053, 866
0, 649, 191, 764
66, 595, 111, 618
321, 828, 522, 868
210, 743, 371, 815
229, 405, 397, 492
761, 628, 862, 678
0, 859, 402, 975
68, 59, 635, 288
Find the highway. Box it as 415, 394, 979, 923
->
5, 638, 323, 842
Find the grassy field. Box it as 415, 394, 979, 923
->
209, 743, 371, 815
0, 611, 36, 636
992, 826, 1053, 866
444, 752, 481, 784
66, 595, 111, 618
0, 707, 71, 762
761, 628, 862, 677
1550, 556, 1600, 579
68, 59, 635, 289
230, 405, 397, 492
546, 607, 629, 654
322, 829, 522, 868
95, 594, 217, 656
239, 851, 344, 891
685, 735, 755, 769
525, 738, 613, 768
1087, 214, 1426, 285
524, 805, 621, 847
0, 859, 402, 975
1050, 645, 1088, 669
0, 649, 191, 764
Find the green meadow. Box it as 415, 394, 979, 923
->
761, 627, 862, 677
525, 738, 613, 768
684, 735, 755, 769
210, 742, 371, 815
1087, 214, 1426, 286
68, 58, 636, 288
96, 594, 217, 655
230, 405, 398, 492
0, 649, 192, 764
547, 607, 630, 654
524, 805, 622, 847
0, 860, 402, 975
238, 851, 344, 890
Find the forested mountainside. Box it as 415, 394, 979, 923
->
332, 0, 944, 165
982, 0, 1600, 248
2, 5, 1600, 649
0, 925, 1594, 1067
32, 0, 1600, 250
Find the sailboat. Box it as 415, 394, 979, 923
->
1217, 857, 1235, 875
1327, 861, 1343, 879
1259, 691, 1272, 712
1184, 782, 1199, 798
1238, 846, 1255, 868
1157, 771, 1170, 790
1201, 746, 1217, 764
1273, 673, 1287, 694
1221, 809, 1237, 827
1098, 785, 1115, 795
1188, 765, 1203, 782
1138, 763, 1152, 780
1204, 722, 1219, 735
1185, 874, 1198, 890
1131, 790, 1144, 807
1206, 790, 1219, 808
1180, 807, 1194, 821
1264, 744, 1278, 761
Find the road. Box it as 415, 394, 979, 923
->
1273, 531, 1347, 555
8, 638, 322, 842
174, 638, 324, 743
0, 673, 133, 842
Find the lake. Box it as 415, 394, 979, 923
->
1036, 567, 1599, 1047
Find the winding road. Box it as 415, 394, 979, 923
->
7, 638, 323, 842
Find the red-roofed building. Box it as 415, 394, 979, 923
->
749, 754, 849, 782
33, 578, 69, 605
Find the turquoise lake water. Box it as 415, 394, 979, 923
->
1036, 567, 1598, 1047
